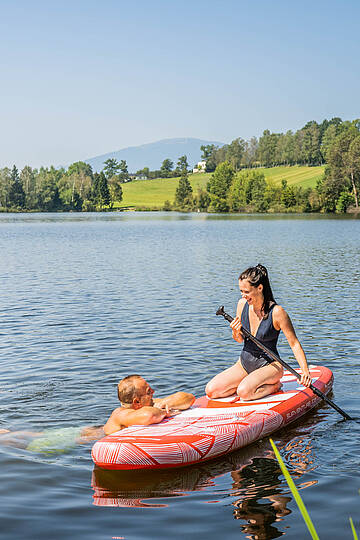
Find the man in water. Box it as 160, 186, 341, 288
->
103, 374, 195, 435
0, 375, 195, 451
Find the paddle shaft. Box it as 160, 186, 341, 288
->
216, 306, 352, 421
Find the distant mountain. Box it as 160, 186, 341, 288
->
83, 137, 225, 173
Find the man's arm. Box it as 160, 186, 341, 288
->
153, 392, 195, 411
103, 406, 168, 435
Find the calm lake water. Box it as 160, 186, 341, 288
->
0, 211, 359, 540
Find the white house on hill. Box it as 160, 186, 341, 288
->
192, 160, 207, 173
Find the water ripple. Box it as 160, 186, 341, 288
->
0, 212, 359, 539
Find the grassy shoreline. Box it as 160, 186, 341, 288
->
115, 165, 325, 210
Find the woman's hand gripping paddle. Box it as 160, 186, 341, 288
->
216, 306, 352, 421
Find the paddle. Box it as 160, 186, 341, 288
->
216, 306, 352, 421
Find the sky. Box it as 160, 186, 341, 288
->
0, 0, 359, 169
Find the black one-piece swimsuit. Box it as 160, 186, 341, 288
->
240, 302, 280, 374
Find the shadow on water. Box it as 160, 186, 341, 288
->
91, 409, 324, 539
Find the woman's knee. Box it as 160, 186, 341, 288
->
237, 381, 253, 401
205, 380, 222, 399
205, 381, 215, 398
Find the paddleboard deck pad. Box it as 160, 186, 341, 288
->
92, 365, 333, 470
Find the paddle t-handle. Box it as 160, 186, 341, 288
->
216, 306, 234, 324
216, 305, 352, 421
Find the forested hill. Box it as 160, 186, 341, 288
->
84, 138, 225, 172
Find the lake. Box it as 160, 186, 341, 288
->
0, 211, 359, 540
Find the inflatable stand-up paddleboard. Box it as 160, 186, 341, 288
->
92, 365, 333, 470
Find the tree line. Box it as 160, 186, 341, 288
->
135, 155, 189, 179
200, 117, 360, 170
201, 117, 360, 171
0, 154, 192, 212
169, 118, 360, 213
0, 158, 128, 212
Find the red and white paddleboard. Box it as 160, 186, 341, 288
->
91, 365, 333, 470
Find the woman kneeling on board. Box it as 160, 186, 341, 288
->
206, 264, 312, 401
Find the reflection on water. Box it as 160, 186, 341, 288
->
0, 211, 358, 224
232, 457, 292, 540
92, 418, 318, 539
91, 445, 278, 509
230, 435, 317, 540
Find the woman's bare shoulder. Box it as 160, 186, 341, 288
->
272, 304, 292, 328
273, 304, 286, 316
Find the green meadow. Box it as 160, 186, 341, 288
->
261, 165, 325, 189
116, 165, 325, 209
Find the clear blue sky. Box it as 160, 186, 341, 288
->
1, 0, 359, 168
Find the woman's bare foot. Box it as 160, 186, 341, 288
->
0, 429, 10, 434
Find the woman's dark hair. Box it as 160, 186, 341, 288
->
239, 264, 276, 317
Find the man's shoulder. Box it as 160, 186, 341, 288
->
104, 406, 134, 435
110, 406, 129, 419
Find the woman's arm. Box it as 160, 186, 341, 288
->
230, 298, 246, 343
273, 306, 312, 387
